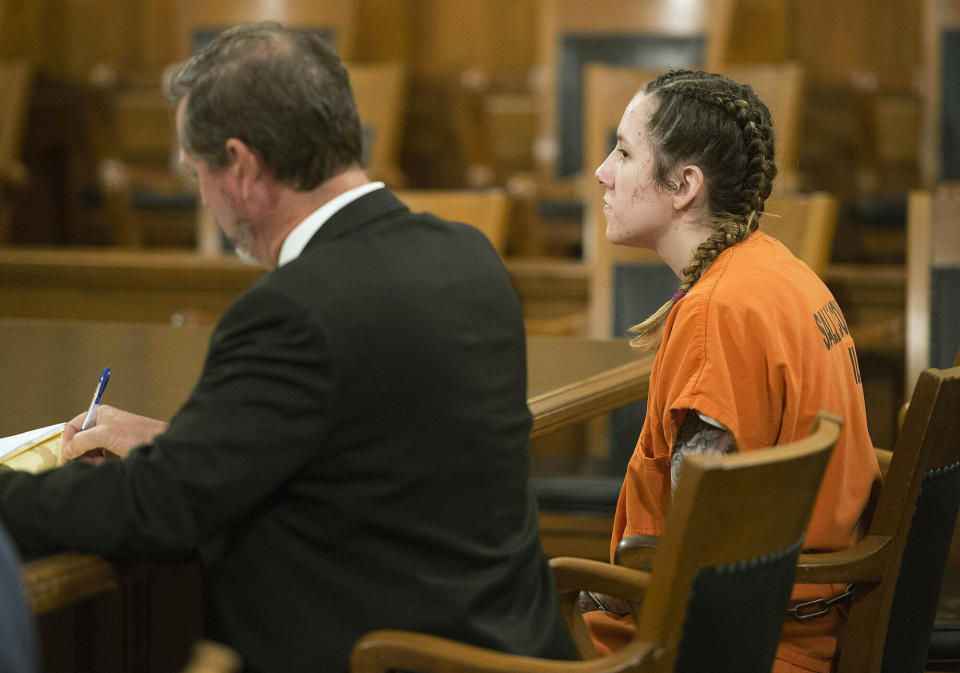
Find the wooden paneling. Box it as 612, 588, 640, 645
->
0, 0, 926, 105
0, 0, 43, 63
40, 0, 141, 83
726, 0, 788, 63
1, 0, 932, 229
174, 0, 359, 61
353, 0, 411, 63
139, 0, 178, 69
394, 0, 536, 187
788, 0, 921, 91
401, 0, 534, 85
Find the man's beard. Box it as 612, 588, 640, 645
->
231, 214, 260, 266
219, 189, 261, 266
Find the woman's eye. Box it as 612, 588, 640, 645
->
617, 148, 628, 158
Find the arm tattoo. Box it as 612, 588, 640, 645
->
670, 412, 737, 492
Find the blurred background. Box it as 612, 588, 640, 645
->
0, 0, 924, 250
0, 0, 952, 456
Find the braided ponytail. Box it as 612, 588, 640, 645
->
628, 70, 777, 351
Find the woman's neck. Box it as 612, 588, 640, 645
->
655, 213, 718, 280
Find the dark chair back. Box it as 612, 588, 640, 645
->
633, 411, 839, 673
793, 364, 960, 673
880, 363, 960, 672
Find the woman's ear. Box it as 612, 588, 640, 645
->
672, 164, 705, 211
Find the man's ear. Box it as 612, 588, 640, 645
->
224, 138, 265, 201
672, 164, 705, 211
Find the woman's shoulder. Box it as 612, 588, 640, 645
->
679, 233, 826, 326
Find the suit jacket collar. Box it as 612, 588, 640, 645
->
301, 187, 408, 254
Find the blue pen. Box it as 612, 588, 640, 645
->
80, 368, 111, 431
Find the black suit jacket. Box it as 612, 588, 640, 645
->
0, 188, 575, 673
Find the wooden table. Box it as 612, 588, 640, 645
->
0, 319, 650, 441
0, 318, 650, 615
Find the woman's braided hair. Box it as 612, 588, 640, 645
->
629, 70, 778, 351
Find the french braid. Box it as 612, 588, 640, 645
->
629, 70, 777, 351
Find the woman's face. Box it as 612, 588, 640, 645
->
595, 93, 675, 248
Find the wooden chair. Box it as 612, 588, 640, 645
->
83, 76, 194, 247
724, 61, 807, 193
200, 186, 507, 258
853, 81, 921, 206
761, 193, 839, 277
347, 61, 407, 188
351, 411, 840, 673
394, 189, 510, 255
790, 363, 960, 673
617, 365, 960, 673
906, 185, 960, 394
0, 60, 33, 244
905, 185, 960, 670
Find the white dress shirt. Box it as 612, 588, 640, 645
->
277, 181, 385, 267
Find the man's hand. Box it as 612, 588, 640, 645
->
62, 405, 168, 464
577, 590, 632, 616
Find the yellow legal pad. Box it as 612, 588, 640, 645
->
0, 428, 63, 473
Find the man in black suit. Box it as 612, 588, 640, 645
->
0, 22, 575, 673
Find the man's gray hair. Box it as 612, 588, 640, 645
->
165, 22, 362, 190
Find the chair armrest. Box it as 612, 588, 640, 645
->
614, 534, 660, 572
794, 534, 893, 584
874, 447, 893, 480
550, 556, 650, 599
550, 557, 649, 660
351, 629, 654, 673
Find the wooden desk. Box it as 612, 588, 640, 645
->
0, 320, 211, 436
0, 319, 649, 615
0, 319, 648, 440
527, 337, 652, 438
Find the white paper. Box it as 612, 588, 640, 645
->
0, 423, 65, 461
